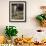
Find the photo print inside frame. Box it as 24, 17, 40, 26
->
9, 1, 26, 22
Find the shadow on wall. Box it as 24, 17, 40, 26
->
30, 16, 40, 27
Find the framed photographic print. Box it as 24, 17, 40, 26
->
9, 1, 26, 22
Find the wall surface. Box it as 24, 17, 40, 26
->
0, 0, 46, 42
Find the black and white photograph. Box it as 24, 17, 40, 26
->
9, 1, 26, 22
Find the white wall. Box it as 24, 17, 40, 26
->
0, 0, 46, 41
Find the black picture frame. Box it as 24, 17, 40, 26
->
9, 1, 26, 22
